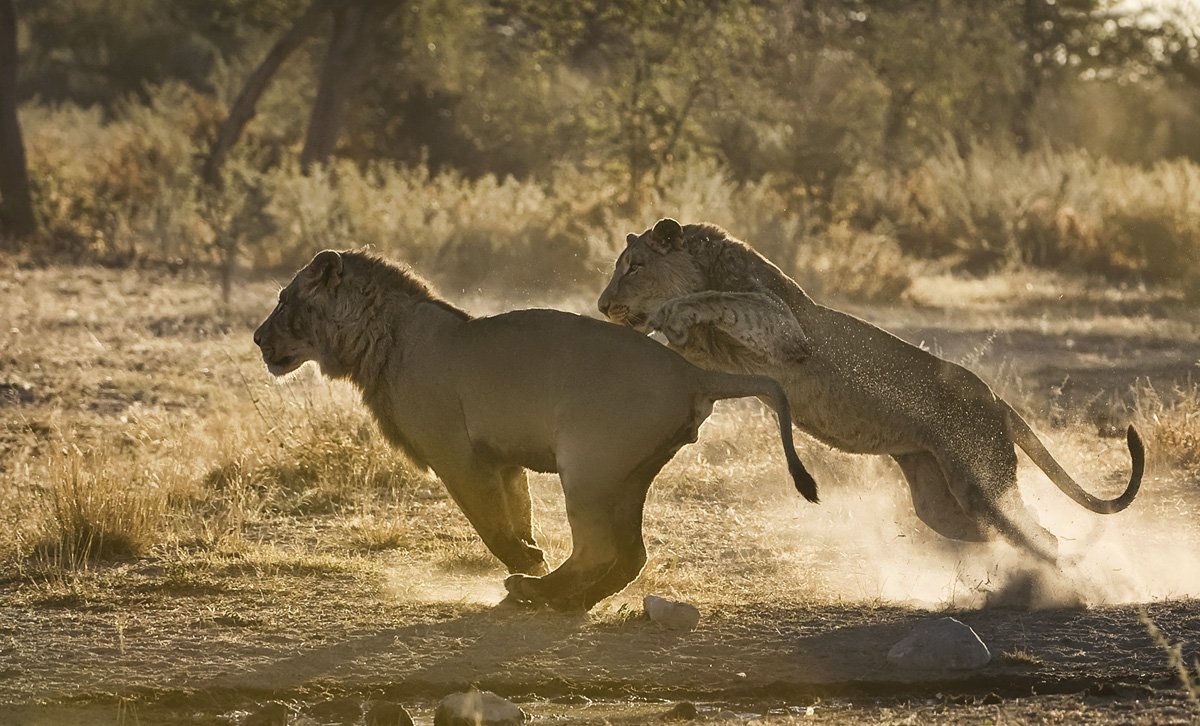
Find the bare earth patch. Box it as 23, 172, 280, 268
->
1, 265, 1198, 724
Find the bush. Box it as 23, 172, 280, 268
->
1131, 381, 1200, 478
17, 80, 1200, 300
834, 143, 1200, 290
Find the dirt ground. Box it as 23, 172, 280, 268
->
2, 264, 1199, 724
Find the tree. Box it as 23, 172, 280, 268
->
0, 0, 35, 240
202, 0, 330, 186
202, 0, 400, 185
493, 0, 761, 208
1008, 0, 1116, 152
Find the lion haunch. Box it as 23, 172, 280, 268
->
253, 249, 816, 610
599, 218, 1144, 564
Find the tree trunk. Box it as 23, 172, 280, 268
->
0, 0, 36, 240
1011, 0, 1043, 154
299, 3, 371, 172
1011, 83, 1038, 153
882, 85, 916, 161
202, 0, 330, 187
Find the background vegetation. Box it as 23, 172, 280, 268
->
3, 0, 1200, 299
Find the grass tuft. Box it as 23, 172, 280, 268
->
35, 447, 170, 566
1139, 609, 1199, 707
1130, 381, 1200, 477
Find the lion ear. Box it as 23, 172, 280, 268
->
307, 249, 344, 291
648, 218, 683, 252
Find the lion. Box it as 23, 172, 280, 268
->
253, 249, 817, 610
598, 218, 1144, 563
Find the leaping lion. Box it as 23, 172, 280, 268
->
598, 218, 1143, 563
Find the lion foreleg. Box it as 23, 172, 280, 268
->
649, 292, 810, 363
500, 466, 548, 576
438, 464, 548, 576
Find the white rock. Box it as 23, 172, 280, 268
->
643, 595, 701, 631
887, 616, 991, 670
434, 690, 527, 726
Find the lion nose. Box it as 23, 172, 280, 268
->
252, 325, 264, 348
597, 290, 612, 317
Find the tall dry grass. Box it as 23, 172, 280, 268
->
32, 446, 174, 567
839, 143, 1200, 292
17, 82, 1200, 304
1129, 380, 1200, 478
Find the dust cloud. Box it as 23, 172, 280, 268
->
383, 562, 509, 606
761, 448, 1200, 610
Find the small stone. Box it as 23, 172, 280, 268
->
243, 702, 292, 726
306, 697, 364, 724
662, 701, 699, 720
0, 381, 34, 405
643, 595, 701, 631
887, 616, 991, 670
434, 690, 527, 726
365, 700, 415, 726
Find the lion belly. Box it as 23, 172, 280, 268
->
780, 307, 1003, 455
779, 365, 924, 453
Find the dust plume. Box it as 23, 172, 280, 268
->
760, 440, 1200, 610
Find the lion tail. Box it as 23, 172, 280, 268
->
700, 370, 819, 504
1002, 402, 1143, 514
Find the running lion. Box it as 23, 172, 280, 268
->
254, 249, 816, 610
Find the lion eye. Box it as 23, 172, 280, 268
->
626, 264, 643, 276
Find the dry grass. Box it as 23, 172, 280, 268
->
1140, 610, 1200, 707
1130, 380, 1200, 478
33, 446, 174, 567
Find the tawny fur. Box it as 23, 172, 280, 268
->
254, 249, 816, 610
599, 219, 1144, 564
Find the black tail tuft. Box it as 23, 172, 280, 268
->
790, 456, 819, 504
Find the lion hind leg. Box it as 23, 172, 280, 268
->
507, 452, 668, 610
892, 452, 988, 542
504, 497, 621, 610
938, 450, 1060, 564
572, 485, 653, 609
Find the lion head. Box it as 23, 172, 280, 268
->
253, 249, 348, 378
255, 249, 460, 384
598, 218, 709, 331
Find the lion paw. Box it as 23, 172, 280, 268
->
503, 573, 542, 603
649, 303, 697, 347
